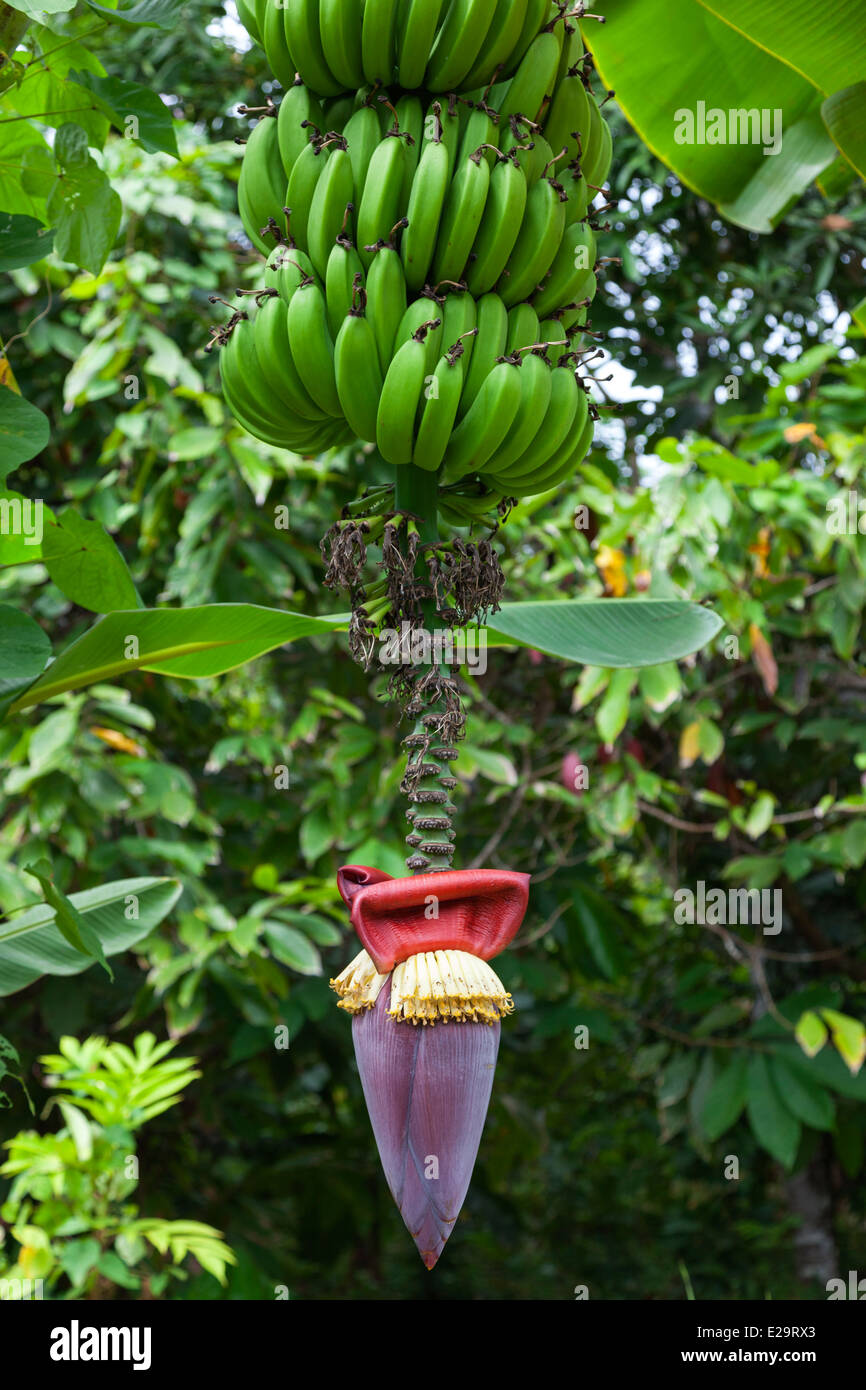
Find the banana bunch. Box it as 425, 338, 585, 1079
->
242, 0, 559, 98
222, 0, 613, 498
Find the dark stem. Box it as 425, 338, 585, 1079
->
394, 465, 458, 876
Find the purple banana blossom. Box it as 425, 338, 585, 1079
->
353, 981, 500, 1270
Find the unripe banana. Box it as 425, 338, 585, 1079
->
238, 114, 286, 255
306, 143, 354, 278
441, 359, 523, 482
356, 134, 409, 269
440, 290, 477, 379
401, 136, 450, 293
531, 220, 596, 320
394, 298, 443, 372
365, 242, 408, 375
498, 28, 564, 127
252, 293, 330, 423
361, 0, 400, 86
335, 306, 384, 443
482, 350, 552, 474
464, 152, 527, 295
262, 0, 296, 90
460, 0, 530, 94
285, 138, 331, 254
496, 175, 567, 307
286, 277, 343, 416
397, 0, 447, 89
284, 0, 343, 97
425, 0, 499, 93
319, 0, 365, 90
277, 83, 325, 178
413, 346, 465, 472
430, 148, 490, 285
459, 291, 507, 417
325, 235, 364, 336
505, 303, 541, 355
343, 104, 382, 192
484, 362, 579, 485
376, 320, 439, 465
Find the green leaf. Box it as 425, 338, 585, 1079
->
0, 213, 54, 271
68, 72, 179, 157
47, 124, 121, 276
23, 860, 113, 980
795, 1009, 829, 1058
0, 876, 180, 997
6, 606, 348, 715
587, 0, 832, 233
83, 0, 186, 27
595, 668, 636, 744
263, 922, 322, 976
58, 1100, 94, 1160
485, 599, 722, 668
697, 0, 866, 96
701, 1052, 748, 1140
746, 1053, 801, 1168
0, 385, 50, 476
821, 81, 866, 179
41, 509, 139, 613
59, 1238, 101, 1288
0, 607, 50, 721
768, 1056, 835, 1131
744, 792, 775, 840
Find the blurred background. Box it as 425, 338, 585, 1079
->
1, 1, 865, 1301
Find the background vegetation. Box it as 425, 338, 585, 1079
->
0, 1, 864, 1300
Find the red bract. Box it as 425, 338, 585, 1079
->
337, 866, 530, 973
353, 982, 500, 1269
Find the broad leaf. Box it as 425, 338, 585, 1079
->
0, 213, 54, 271
746, 1053, 801, 1167
83, 0, 186, 27
263, 922, 322, 976
0, 876, 180, 996
47, 124, 122, 275
0, 385, 50, 475
0, 607, 50, 720
41, 509, 139, 613
698, 0, 866, 96
700, 1052, 748, 1140
24, 860, 113, 979
69, 72, 179, 157
588, 0, 834, 231
485, 599, 723, 668
821, 82, 866, 180
768, 1056, 835, 1131
6, 606, 349, 715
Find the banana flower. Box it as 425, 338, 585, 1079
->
331, 865, 529, 1269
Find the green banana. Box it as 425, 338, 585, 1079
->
264, 244, 318, 302
262, 0, 296, 89
252, 292, 330, 423
440, 290, 477, 378
499, 28, 563, 126
482, 350, 552, 474
458, 291, 507, 417
343, 104, 382, 192
394, 93, 424, 202
236, 0, 261, 45
496, 175, 567, 307
464, 152, 527, 295
277, 84, 325, 179
582, 93, 611, 190
325, 235, 364, 336
413, 346, 466, 473
397, 0, 447, 89
430, 149, 490, 286
505, 303, 541, 355
543, 71, 591, 171
485, 362, 579, 485
457, 107, 497, 170
460, 0, 529, 93
376, 321, 439, 465
284, 0, 343, 97
223, 319, 327, 449
506, 0, 550, 74
306, 142, 354, 278
531, 220, 596, 319
425, 0, 499, 93
286, 277, 343, 416
506, 390, 592, 495
319, 0, 365, 90
238, 114, 286, 254
335, 306, 384, 443
361, 0, 400, 85
356, 134, 409, 269
285, 138, 330, 254
365, 242, 407, 374
394, 298, 443, 372
401, 135, 450, 292
441, 359, 523, 481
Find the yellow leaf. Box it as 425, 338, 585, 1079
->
0, 354, 20, 394
595, 544, 627, 597
679, 721, 701, 768
783, 422, 816, 443
748, 623, 778, 697
89, 726, 146, 757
